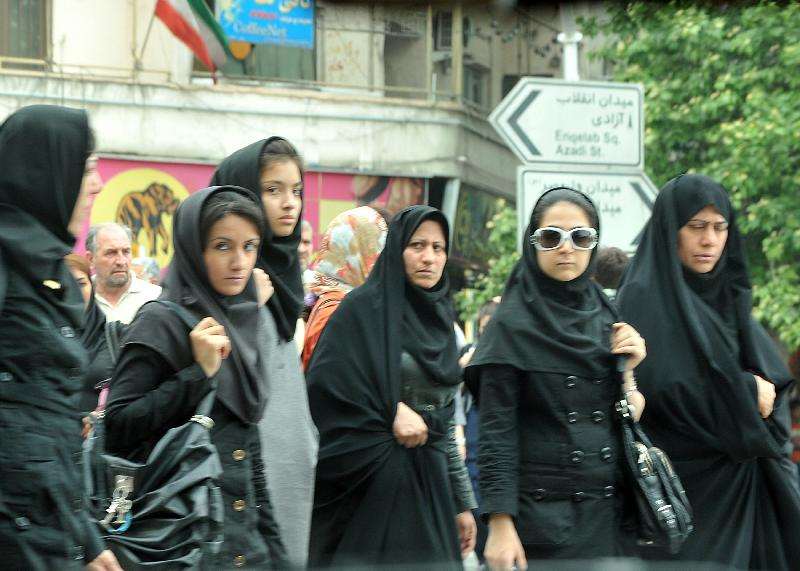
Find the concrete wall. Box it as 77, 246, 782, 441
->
0, 73, 517, 196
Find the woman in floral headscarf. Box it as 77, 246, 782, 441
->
301, 206, 387, 369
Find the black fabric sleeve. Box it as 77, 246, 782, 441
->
252, 433, 289, 569
478, 364, 522, 518
447, 416, 477, 513
104, 344, 210, 455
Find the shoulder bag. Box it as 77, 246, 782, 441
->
82, 300, 224, 570
616, 359, 694, 554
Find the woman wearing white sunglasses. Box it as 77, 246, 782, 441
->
465, 187, 646, 570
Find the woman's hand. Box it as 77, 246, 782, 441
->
190, 317, 231, 378
485, 514, 527, 571
611, 322, 646, 370
81, 411, 100, 440
458, 346, 476, 369
456, 510, 477, 560
253, 268, 274, 306
84, 549, 122, 571
754, 374, 776, 418
392, 402, 428, 448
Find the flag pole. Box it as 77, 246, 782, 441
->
136, 8, 158, 71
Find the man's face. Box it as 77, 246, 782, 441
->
298, 226, 313, 269
89, 226, 132, 291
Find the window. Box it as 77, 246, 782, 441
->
217, 44, 315, 82
464, 64, 487, 107
433, 11, 452, 51
0, 0, 48, 67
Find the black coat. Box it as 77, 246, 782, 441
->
0, 105, 104, 570
478, 364, 625, 559
0, 263, 106, 570
105, 305, 286, 570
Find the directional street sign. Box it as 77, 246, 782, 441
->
490, 78, 644, 169
517, 168, 658, 253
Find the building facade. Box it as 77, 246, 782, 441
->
0, 0, 607, 283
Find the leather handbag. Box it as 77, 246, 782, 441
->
615, 364, 694, 554
82, 301, 224, 570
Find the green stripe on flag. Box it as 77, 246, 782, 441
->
187, 0, 229, 54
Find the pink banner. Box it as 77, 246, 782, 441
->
77, 157, 425, 271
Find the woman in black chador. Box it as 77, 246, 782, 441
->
465, 187, 646, 570
105, 186, 286, 569
616, 173, 800, 570
0, 105, 119, 570
307, 205, 477, 569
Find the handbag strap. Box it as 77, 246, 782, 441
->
154, 301, 221, 421
104, 300, 216, 420
614, 355, 655, 448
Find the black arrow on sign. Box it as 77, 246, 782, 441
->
630, 181, 655, 246
508, 90, 541, 157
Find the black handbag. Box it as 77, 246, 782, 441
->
82, 301, 224, 570
616, 365, 694, 554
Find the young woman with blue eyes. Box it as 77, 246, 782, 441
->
465, 187, 646, 570
211, 138, 318, 569
105, 187, 287, 569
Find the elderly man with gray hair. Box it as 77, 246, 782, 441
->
85, 222, 161, 323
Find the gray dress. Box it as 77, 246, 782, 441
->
258, 307, 319, 568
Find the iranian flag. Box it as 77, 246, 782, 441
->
155, 0, 228, 72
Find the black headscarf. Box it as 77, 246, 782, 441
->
306, 205, 461, 567
125, 186, 267, 424
617, 174, 793, 460
309, 204, 460, 423
467, 187, 615, 384
210, 138, 303, 340
0, 105, 90, 326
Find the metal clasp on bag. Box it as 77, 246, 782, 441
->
101, 475, 134, 533
615, 398, 632, 419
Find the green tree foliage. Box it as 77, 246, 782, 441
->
581, 1, 800, 350
454, 202, 519, 321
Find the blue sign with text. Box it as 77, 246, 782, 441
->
219, 0, 314, 49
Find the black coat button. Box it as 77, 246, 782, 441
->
14, 517, 30, 530
592, 411, 605, 423
567, 412, 578, 424
564, 375, 577, 388
533, 488, 546, 501
0, 372, 12, 382
604, 485, 615, 498
572, 491, 585, 502
600, 446, 613, 462
593, 378, 605, 385
70, 545, 85, 560
570, 450, 584, 464
60, 326, 75, 338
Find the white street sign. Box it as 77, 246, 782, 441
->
490, 78, 644, 168
517, 168, 658, 253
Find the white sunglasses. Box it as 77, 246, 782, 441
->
529, 226, 598, 251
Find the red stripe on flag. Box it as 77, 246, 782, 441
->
155, 0, 216, 71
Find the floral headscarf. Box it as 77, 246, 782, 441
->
308, 206, 387, 297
